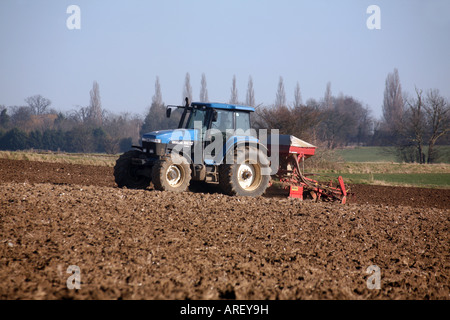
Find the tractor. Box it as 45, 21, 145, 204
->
114, 98, 272, 197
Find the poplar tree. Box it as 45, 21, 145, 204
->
142, 76, 166, 134
382, 68, 404, 132
229, 75, 239, 104
275, 76, 286, 108
183, 72, 193, 104
88, 81, 103, 126
199, 73, 209, 102
246, 76, 255, 107
293, 82, 302, 108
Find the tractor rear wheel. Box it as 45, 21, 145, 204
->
151, 154, 191, 192
219, 147, 270, 197
114, 150, 151, 189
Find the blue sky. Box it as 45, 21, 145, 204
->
1, 0, 449, 119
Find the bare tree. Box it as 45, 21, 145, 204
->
111, 112, 143, 145
229, 75, 239, 104
318, 94, 372, 148
293, 103, 323, 143
9, 106, 33, 130
293, 81, 303, 108
102, 114, 122, 154
275, 76, 286, 108
404, 87, 426, 163
142, 76, 178, 134
89, 81, 103, 126
143, 77, 165, 134
152, 76, 163, 106
356, 106, 374, 145
254, 102, 323, 144
382, 68, 404, 133
424, 89, 449, 163
255, 104, 294, 134
70, 105, 90, 124
246, 76, 255, 107
392, 88, 448, 163
323, 82, 332, 110
182, 72, 192, 104
199, 73, 209, 102
25, 95, 51, 115
0, 107, 10, 129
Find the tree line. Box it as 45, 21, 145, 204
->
253, 71, 449, 164
0, 81, 140, 154
1, 71, 448, 162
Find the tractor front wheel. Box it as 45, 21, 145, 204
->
151, 154, 191, 192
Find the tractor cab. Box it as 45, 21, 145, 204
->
163, 101, 259, 164
168, 100, 255, 139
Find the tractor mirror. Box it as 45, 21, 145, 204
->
166, 107, 172, 118
212, 110, 218, 122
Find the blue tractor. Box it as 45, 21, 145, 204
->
114, 98, 271, 197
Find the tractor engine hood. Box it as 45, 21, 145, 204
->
142, 129, 198, 145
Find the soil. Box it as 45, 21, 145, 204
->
0, 158, 448, 300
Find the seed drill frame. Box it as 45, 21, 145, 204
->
267, 135, 350, 204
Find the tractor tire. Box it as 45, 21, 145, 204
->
151, 154, 192, 192
219, 146, 271, 197
114, 150, 151, 189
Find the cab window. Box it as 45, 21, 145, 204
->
186, 108, 207, 131
211, 109, 234, 133
235, 112, 251, 132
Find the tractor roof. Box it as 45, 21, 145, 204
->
191, 102, 255, 112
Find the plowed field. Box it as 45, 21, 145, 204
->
0, 159, 448, 300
